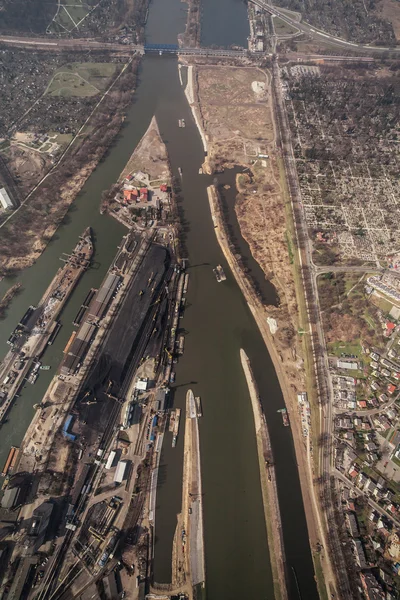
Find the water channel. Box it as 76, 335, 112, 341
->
0, 1, 319, 598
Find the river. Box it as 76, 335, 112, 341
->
0, 1, 319, 599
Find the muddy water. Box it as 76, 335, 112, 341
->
0, 0, 318, 598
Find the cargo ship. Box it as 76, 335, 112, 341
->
278, 408, 289, 427
2, 446, 19, 477
213, 265, 226, 283
172, 408, 181, 448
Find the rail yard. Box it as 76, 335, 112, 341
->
0, 216, 199, 600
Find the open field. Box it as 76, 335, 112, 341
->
46, 63, 117, 97
317, 272, 387, 352
196, 66, 274, 153
273, 16, 298, 36
378, 0, 400, 40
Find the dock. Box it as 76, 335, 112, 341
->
0, 228, 93, 425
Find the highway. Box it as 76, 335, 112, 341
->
250, 0, 400, 55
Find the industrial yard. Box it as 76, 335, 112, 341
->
0, 146, 199, 600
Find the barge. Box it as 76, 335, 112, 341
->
1, 446, 19, 477
278, 408, 290, 427
171, 408, 181, 448
213, 265, 226, 283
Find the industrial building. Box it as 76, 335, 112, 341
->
0, 187, 14, 210
61, 321, 97, 375
87, 273, 121, 323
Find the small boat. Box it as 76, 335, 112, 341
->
213, 265, 226, 283
170, 372, 176, 384
181, 119, 186, 128
178, 167, 182, 177
278, 408, 289, 427
40, 365, 51, 371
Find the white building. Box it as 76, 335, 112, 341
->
0, 188, 13, 210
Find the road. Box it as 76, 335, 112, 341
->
251, 0, 400, 55
335, 470, 400, 528
272, 55, 352, 598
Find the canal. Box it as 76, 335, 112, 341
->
0, 0, 319, 599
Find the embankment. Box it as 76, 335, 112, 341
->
207, 184, 318, 546
240, 348, 288, 600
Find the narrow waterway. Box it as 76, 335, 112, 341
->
0, 0, 318, 598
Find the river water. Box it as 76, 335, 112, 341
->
0, 1, 319, 599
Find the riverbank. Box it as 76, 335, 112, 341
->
207, 182, 319, 547
240, 349, 287, 600
0, 59, 139, 277
0, 283, 21, 318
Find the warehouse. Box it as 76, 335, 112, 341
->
87, 273, 121, 322
61, 321, 97, 375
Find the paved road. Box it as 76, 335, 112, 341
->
272, 55, 353, 598
251, 0, 400, 54
335, 469, 400, 528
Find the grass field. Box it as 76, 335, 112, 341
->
46, 63, 117, 97
48, 0, 94, 33
273, 16, 298, 36
328, 339, 362, 358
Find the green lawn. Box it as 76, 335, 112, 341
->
274, 16, 298, 35
328, 339, 362, 358
313, 552, 329, 600
46, 63, 117, 98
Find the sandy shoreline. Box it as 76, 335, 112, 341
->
241, 349, 288, 600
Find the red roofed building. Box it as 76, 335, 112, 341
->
388, 384, 396, 395
160, 184, 168, 192
140, 188, 148, 201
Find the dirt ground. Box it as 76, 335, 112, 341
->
196, 66, 274, 166
196, 64, 333, 588
5, 144, 52, 195
119, 116, 169, 183
196, 64, 305, 399
378, 0, 400, 40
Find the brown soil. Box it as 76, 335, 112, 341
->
5, 144, 52, 195
378, 0, 400, 40
119, 116, 169, 183
326, 311, 360, 343
0, 159, 98, 273
196, 64, 304, 392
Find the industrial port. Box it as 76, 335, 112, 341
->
0, 214, 200, 600
0, 228, 93, 426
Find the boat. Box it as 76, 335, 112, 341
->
1, 446, 19, 477
195, 396, 202, 417
213, 265, 226, 283
178, 335, 185, 355
181, 119, 186, 128
172, 408, 181, 447
1, 475, 9, 490
278, 408, 290, 427
170, 372, 176, 384
28, 361, 41, 385
40, 365, 51, 371
178, 167, 182, 177
183, 273, 189, 295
